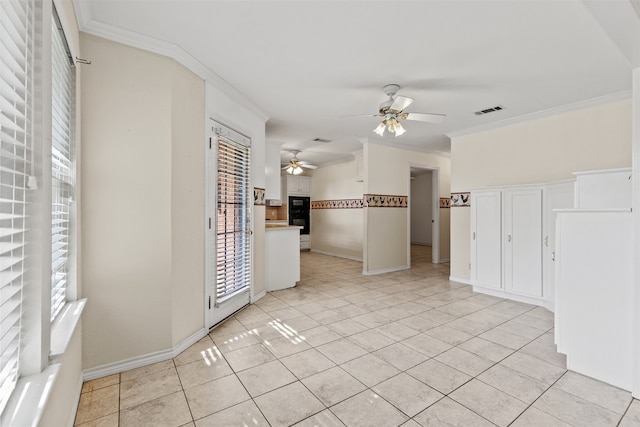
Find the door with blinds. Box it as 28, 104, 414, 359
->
207, 121, 251, 328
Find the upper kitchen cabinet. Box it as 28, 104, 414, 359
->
282, 175, 311, 196
265, 141, 283, 200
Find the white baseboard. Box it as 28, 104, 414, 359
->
363, 264, 410, 276
251, 290, 266, 303
472, 286, 544, 307
436, 258, 450, 264
310, 249, 363, 262
83, 328, 208, 381
449, 276, 472, 285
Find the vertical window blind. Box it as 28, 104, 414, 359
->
0, 0, 33, 414
50, 5, 75, 322
216, 136, 251, 303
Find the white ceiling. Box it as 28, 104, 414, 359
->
74, 0, 633, 167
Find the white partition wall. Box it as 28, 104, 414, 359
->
555, 210, 633, 391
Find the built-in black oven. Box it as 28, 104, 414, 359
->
288, 196, 310, 235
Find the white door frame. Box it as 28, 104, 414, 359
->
407, 163, 440, 265
205, 118, 252, 329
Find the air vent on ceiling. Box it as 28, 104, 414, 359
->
474, 105, 504, 116
313, 137, 331, 143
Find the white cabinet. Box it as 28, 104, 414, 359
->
503, 188, 542, 297
573, 168, 631, 209
470, 191, 502, 290
265, 141, 283, 200
471, 185, 544, 303
300, 234, 310, 250
282, 175, 311, 196
266, 227, 301, 291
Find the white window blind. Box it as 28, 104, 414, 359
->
0, 0, 33, 414
216, 135, 251, 303
50, 5, 75, 322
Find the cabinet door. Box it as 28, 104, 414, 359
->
298, 176, 311, 194
471, 191, 502, 289
503, 188, 542, 297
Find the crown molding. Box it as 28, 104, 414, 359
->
73, 1, 269, 122
446, 91, 631, 139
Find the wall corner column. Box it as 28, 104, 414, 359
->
632, 67, 640, 398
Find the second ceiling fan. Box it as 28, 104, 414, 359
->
282, 150, 318, 175
349, 84, 446, 137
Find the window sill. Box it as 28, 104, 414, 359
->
50, 299, 86, 358
1, 300, 86, 427
1, 364, 60, 427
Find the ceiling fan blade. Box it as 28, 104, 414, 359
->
403, 112, 446, 124
389, 95, 414, 112
340, 114, 383, 119
301, 164, 318, 169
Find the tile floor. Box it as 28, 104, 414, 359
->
75, 246, 640, 427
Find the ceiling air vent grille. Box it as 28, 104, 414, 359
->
313, 137, 331, 143
474, 105, 504, 116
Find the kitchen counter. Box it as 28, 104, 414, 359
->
265, 224, 301, 291
265, 224, 302, 230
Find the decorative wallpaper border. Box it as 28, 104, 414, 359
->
254, 188, 265, 205
439, 198, 451, 208
451, 192, 470, 207
312, 199, 364, 209
364, 194, 408, 208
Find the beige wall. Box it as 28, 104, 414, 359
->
450, 99, 632, 280
170, 67, 206, 346
364, 143, 451, 272
80, 34, 204, 368
310, 159, 364, 260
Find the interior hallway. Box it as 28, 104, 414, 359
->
74, 246, 640, 426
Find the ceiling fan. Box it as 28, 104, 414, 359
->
347, 84, 446, 137
282, 150, 318, 175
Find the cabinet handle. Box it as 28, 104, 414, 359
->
472, 232, 476, 240
507, 233, 511, 243
544, 236, 549, 247
552, 251, 556, 262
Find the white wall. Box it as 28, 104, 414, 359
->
364, 143, 451, 273
450, 99, 632, 281
310, 159, 364, 260
410, 173, 433, 245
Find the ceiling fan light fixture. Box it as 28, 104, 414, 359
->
393, 120, 406, 136
373, 121, 387, 137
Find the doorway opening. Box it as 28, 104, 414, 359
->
408, 165, 440, 265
